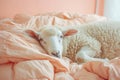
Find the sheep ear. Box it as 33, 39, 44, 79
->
25, 29, 39, 38
63, 29, 78, 36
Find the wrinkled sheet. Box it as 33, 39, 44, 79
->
0, 12, 120, 80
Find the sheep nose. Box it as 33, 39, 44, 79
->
51, 51, 60, 58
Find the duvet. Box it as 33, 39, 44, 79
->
0, 12, 120, 80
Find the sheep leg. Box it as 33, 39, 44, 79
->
75, 46, 109, 63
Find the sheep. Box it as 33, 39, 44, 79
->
26, 21, 120, 63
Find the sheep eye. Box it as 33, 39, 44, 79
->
60, 35, 63, 38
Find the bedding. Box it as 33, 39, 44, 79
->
0, 12, 120, 80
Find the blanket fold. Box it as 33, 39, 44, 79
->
0, 12, 120, 80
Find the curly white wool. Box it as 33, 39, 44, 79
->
28, 21, 120, 63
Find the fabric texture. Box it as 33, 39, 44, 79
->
0, 12, 119, 80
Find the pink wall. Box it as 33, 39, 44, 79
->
0, 0, 98, 18
97, 0, 104, 15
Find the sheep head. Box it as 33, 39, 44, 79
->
26, 26, 78, 58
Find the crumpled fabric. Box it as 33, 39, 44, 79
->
1, 12, 119, 80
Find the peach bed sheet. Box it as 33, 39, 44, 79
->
0, 12, 120, 80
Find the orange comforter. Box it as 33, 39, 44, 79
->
0, 12, 120, 80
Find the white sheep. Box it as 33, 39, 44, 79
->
26, 21, 120, 63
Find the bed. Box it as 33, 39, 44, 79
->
0, 12, 120, 80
